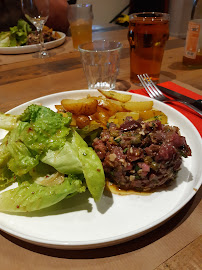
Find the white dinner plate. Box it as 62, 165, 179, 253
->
0, 32, 66, 54
0, 90, 201, 250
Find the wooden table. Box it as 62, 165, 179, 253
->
0, 26, 202, 270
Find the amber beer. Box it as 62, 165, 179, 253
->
68, 4, 93, 50
70, 19, 92, 49
128, 13, 169, 84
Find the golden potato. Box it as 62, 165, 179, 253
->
76, 115, 90, 129
89, 120, 100, 126
122, 101, 153, 112
89, 120, 107, 129
43, 25, 53, 33
145, 113, 168, 124
98, 89, 132, 103
139, 110, 165, 120
58, 112, 68, 118
53, 31, 61, 39
97, 98, 124, 116
55, 104, 65, 112
113, 111, 139, 125
96, 97, 112, 110
61, 98, 98, 116
92, 107, 110, 125
58, 92, 167, 129
108, 117, 119, 125
109, 99, 127, 112
70, 115, 77, 126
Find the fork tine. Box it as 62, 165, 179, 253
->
137, 75, 154, 98
142, 74, 160, 97
137, 74, 158, 98
144, 74, 165, 97
137, 75, 146, 89
138, 75, 202, 116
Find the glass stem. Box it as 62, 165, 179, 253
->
37, 27, 47, 55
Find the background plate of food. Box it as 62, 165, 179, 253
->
0, 89, 201, 250
0, 19, 66, 54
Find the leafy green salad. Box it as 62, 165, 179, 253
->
0, 104, 105, 212
0, 19, 32, 47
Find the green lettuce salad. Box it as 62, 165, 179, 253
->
0, 104, 105, 212
0, 19, 32, 47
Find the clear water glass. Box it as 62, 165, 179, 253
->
79, 40, 122, 89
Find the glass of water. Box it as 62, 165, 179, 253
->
78, 40, 122, 89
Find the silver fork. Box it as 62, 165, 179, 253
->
137, 74, 202, 117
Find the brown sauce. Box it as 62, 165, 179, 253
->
105, 180, 152, 196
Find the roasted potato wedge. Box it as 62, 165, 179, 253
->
53, 31, 61, 39
145, 113, 168, 124
61, 98, 98, 116
91, 107, 110, 125
108, 118, 119, 125
98, 98, 125, 116
89, 120, 100, 126
70, 115, 77, 126
96, 97, 113, 110
139, 110, 165, 120
109, 99, 127, 112
76, 115, 90, 129
98, 89, 132, 103
112, 111, 139, 125
55, 104, 65, 112
57, 91, 167, 130
122, 101, 153, 112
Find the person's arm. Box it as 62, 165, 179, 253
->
46, 0, 70, 33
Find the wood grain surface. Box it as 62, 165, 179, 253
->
0, 26, 201, 270
155, 235, 202, 270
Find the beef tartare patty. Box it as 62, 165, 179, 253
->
92, 117, 191, 191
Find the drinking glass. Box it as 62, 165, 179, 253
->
128, 12, 170, 84
68, 4, 93, 50
79, 40, 122, 90
21, 0, 50, 58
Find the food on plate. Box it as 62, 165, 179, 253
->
56, 90, 191, 193
98, 89, 132, 102
109, 111, 139, 125
0, 104, 105, 212
61, 98, 98, 116
92, 117, 191, 191
0, 19, 60, 47
122, 100, 153, 111
0, 90, 192, 214
56, 90, 167, 130
27, 25, 61, 45
0, 19, 32, 47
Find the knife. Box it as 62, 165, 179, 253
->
157, 85, 202, 111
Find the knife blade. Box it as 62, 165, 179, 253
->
157, 85, 202, 111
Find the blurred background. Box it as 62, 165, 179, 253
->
0, 0, 194, 38
73, 0, 194, 38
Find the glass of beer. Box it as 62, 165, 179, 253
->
68, 4, 93, 50
128, 12, 170, 84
